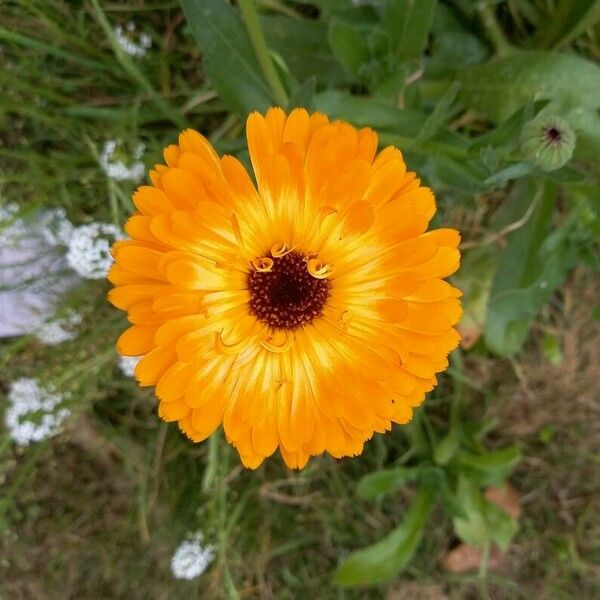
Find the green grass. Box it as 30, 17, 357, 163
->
1, 1, 599, 598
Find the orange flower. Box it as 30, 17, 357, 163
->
108, 108, 462, 469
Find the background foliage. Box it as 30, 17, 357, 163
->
1, 0, 599, 598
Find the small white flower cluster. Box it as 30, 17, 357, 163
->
99, 139, 146, 182
114, 21, 152, 57
4, 378, 71, 446
35, 310, 82, 345
170, 532, 215, 581
66, 222, 124, 279
0, 203, 74, 248
118, 354, 140, 377
38, 207, 75, 247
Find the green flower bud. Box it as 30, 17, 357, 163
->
521, 113, 576, 172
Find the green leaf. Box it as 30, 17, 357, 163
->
328, 19, 370, 78
459, 51, 600, 123
413, 81, 460, 145
334, 486, 436, 585
484, 162, 535, 187
433, 428, 460, 466
357, 467, 419, 499
483, 179, 581, 356
453, 478, 489, 546
288, 77, 317, 110
313, 90, 426, 134
385, 0, 438, 62
484, 500, 518, 551
534, 0, 600, 49
262, 16, 350, 86
457, 447, 521, 487
452, 477, 518, 549
567, 106, 600, 160
451, 245, 498, 349
180, 0, 273, 115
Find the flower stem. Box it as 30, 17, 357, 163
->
477, 1, 513, 57
238, 0, 289, 108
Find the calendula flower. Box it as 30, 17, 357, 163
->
109, 108, 461, 469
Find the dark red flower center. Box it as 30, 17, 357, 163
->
247, 251, 330, 330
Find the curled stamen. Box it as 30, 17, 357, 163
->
337, 310, 353, 332
250, 257, 274, 272
260, 330, 294, 353
307, 258, 332, 279
215, 330, 248, 355
271, 242, 293, 258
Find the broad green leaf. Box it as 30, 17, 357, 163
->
328, 20, 370, 78
453, 478, 489, 546
433, 427, 460, 466
568, 106, 600, 160
458, 51, 600, 122
357, 467, 419, 499
418, 153, 488, 194
334, 486, 436, 585
484, 179, 580, 356
180, 0, 273, 115
453, 477, 518, 548
413, 81, 461, 145
451, 246, 498, 349
314, 90, 426, 134
484, 500, 518, 550
385, 0, 438, 61
484, 162, 535, 187
262, 16, 350, 86
288, 77, 317, 110
457, 447, 521, 487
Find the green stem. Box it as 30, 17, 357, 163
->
477, 2, 513, 57
479, 541, 491, 599
238, 0, 289, 108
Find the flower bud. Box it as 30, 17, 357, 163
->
521, 113, 576, 172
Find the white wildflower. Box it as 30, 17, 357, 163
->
114, 21, 152, 57
38, 207, 74, 246
118, 355, 140, 377
66, 222, 124, 279
4, 378, 71, 446
35, 310, 82, 345
170, 532, 215, 581
99, 138, 146, 182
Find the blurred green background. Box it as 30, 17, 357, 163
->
0, 1, 598, 598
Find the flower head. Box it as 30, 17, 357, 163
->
108, 108, 462, 469
4, 377, 71, 446
35, 309, 82, 345
118, 354, 141, 377
114, 21, 152, 57
100, 139, 146, 182
67, 222, 124, 279
38, 207, 74, 246
170, 532, 215, 580
521, 112, 576, 171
